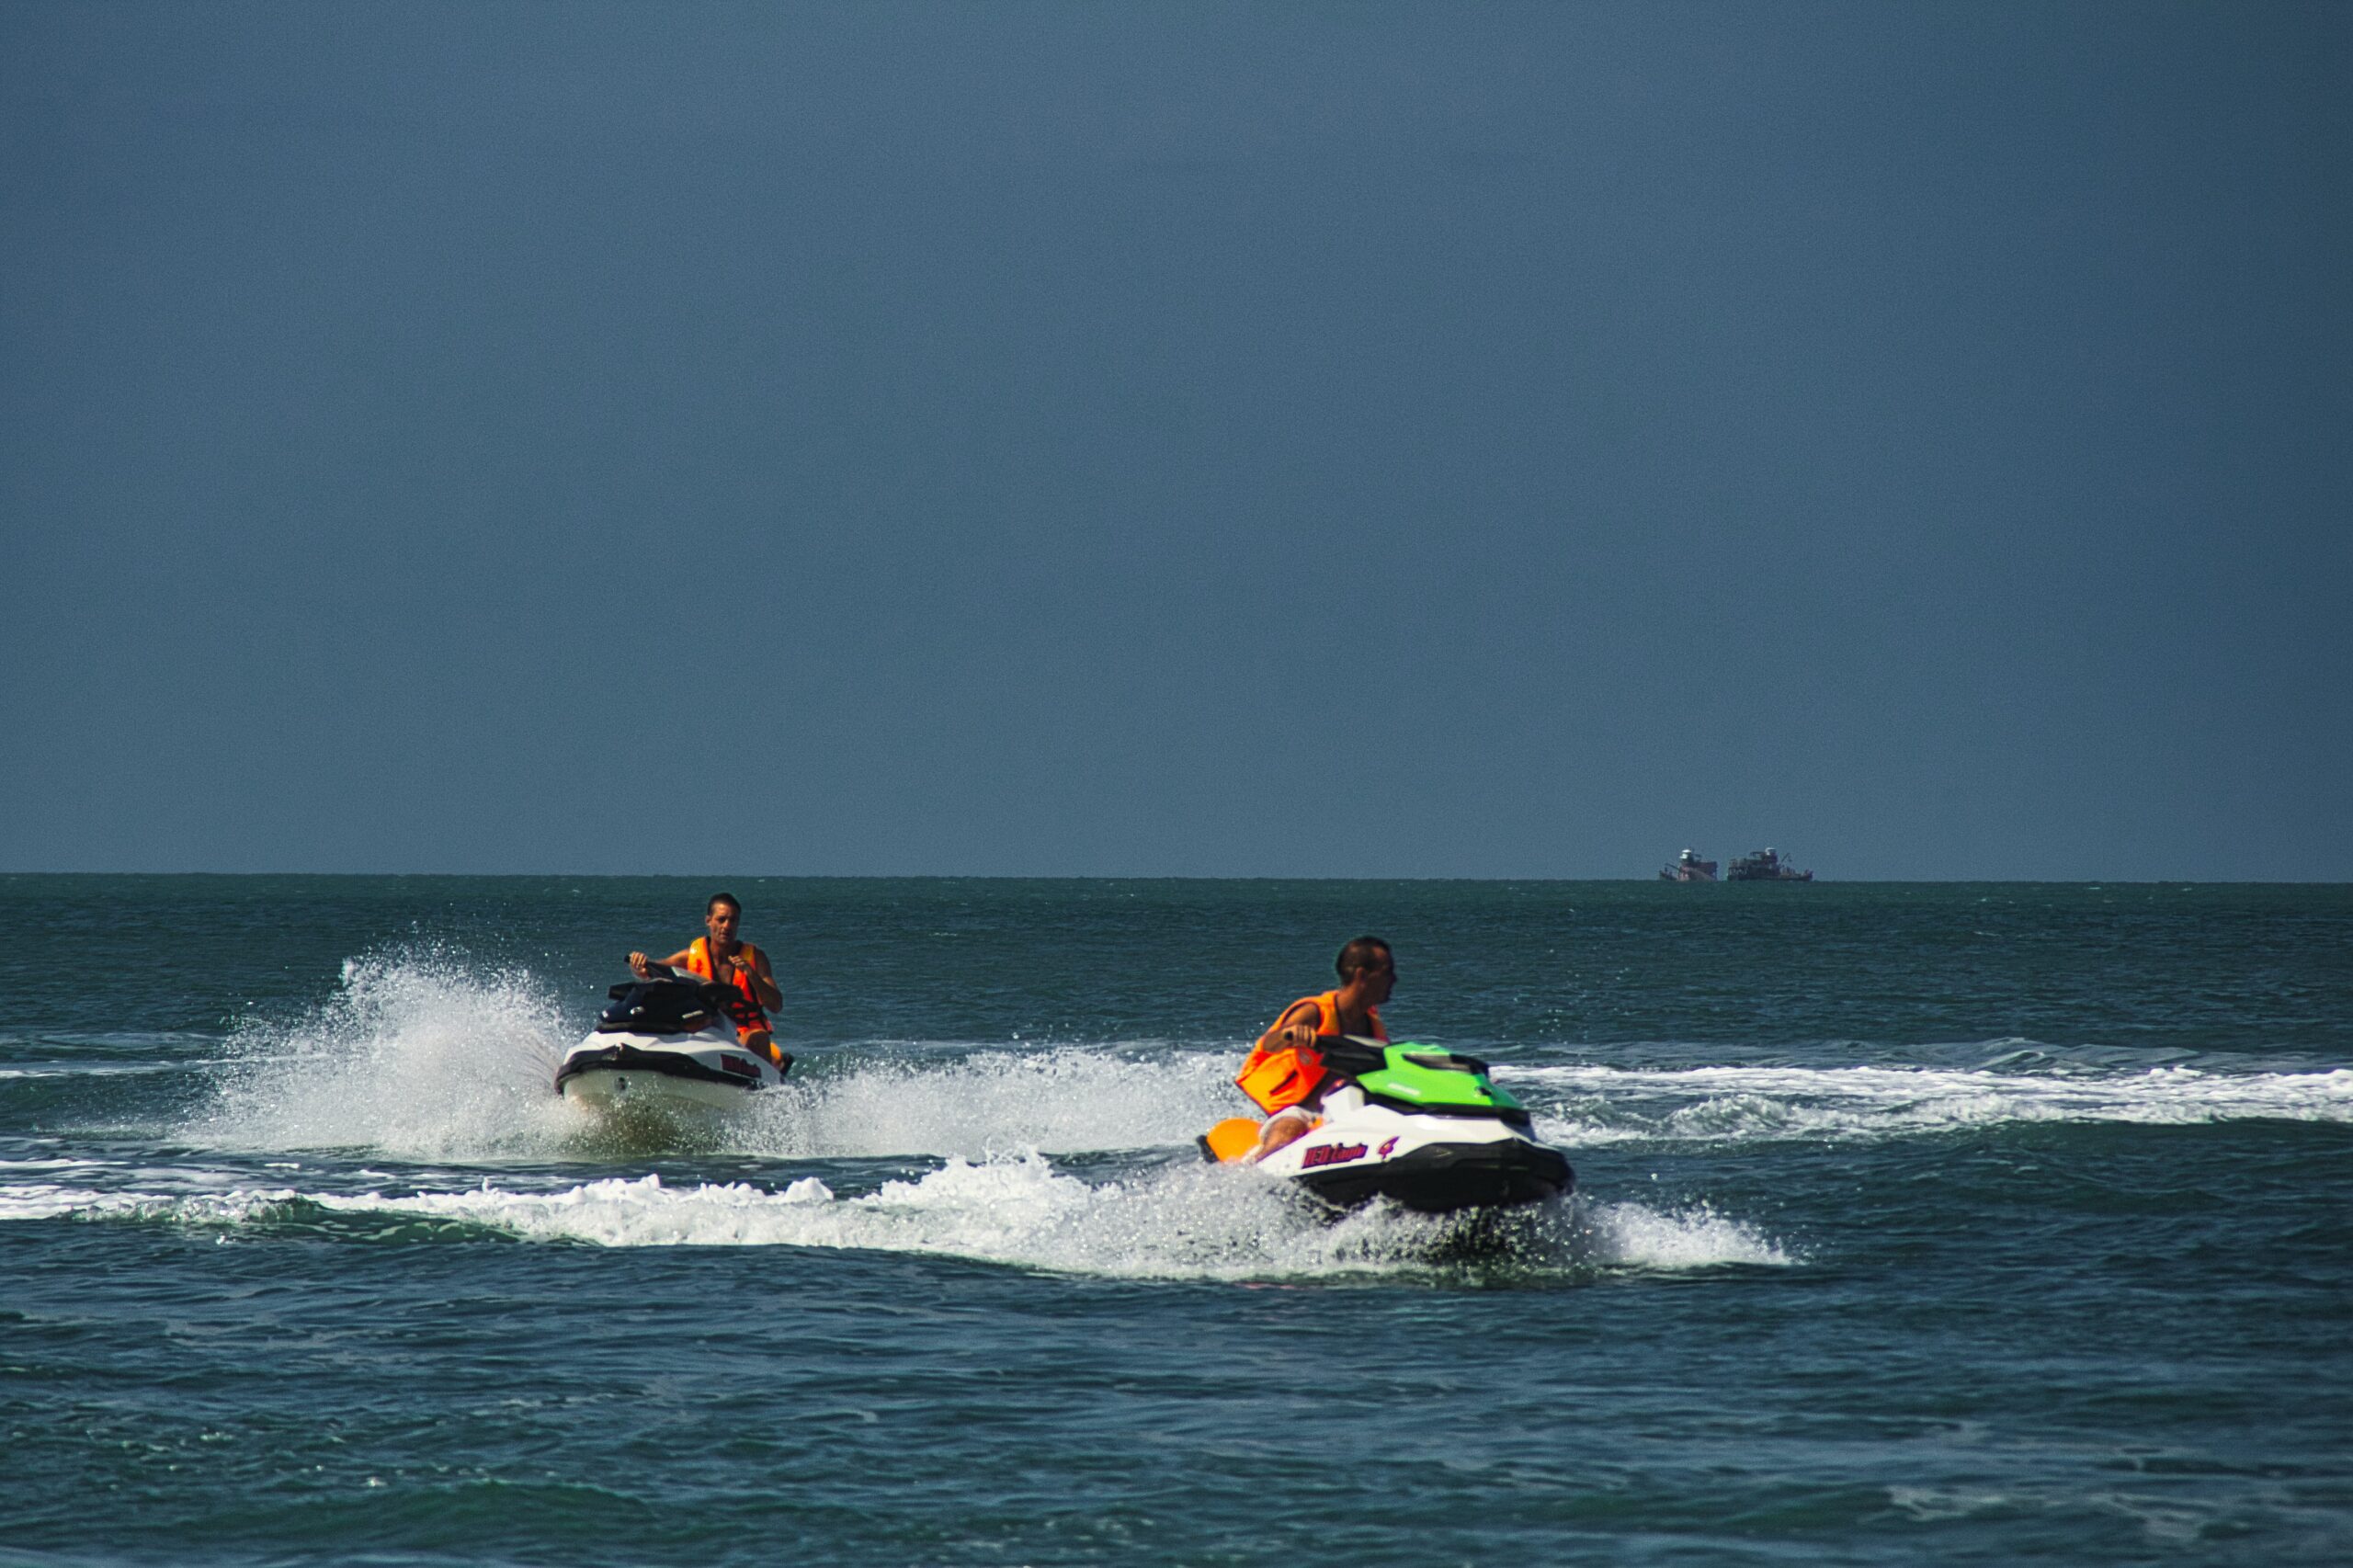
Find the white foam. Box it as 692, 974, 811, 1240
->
0, 1159, 1790, 1280
1575, 1199, 1793, 1268
313, 1158, 1427, 1278
188, 947, 578, 1158
0, 1184, 102, 1221
736, 1047, 1240, 1159
1520, 1062, 2353, 1147
0, 1182, 299, 1226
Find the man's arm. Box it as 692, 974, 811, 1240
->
740, 945, 783, 1011
1254, 998, 1324, 1055
629, 947, 698, 978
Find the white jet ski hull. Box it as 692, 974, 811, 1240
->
1245, 1092, 1572, 1213
556, 1026, 789, 1119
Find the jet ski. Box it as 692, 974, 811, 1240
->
1199, 1037, 1571, 1213
555, 975, 791, 1119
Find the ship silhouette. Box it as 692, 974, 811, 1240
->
1726, 847, 1813, 881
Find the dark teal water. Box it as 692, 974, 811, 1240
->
3, 877, 2347, 1565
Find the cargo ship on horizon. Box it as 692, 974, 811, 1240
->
1727, 847, 1813, 881
1660, 848, 1720, 882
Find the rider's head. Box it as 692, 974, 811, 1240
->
706, 892, 743, 945
1336, 936, 1395, 1003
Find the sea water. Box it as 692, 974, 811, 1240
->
1, 876, 2347, 1564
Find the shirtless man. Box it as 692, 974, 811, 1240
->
1239, 936, 1397, 1159
629, 892, 786, 1066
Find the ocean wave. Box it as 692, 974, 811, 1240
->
1519, 1062, 2353, 1148
0, 1158, 1788, 1281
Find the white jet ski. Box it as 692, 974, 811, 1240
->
1199, 1037, 1571, 1213
555, 975, 791, 1119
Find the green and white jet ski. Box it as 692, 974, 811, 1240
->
1199, 1036, 1572, 1213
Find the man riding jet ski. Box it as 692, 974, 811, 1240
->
1198, 937, 1571, 1213
557, 893, 793, 1119
1201, 1037, 1571, 1212
1235, 936, 1398, 1160
628, 892, 786, 1067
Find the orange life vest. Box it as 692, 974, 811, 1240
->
1234, 991, 1387, 1114
686, 937, 772, 1043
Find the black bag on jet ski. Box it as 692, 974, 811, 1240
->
597, 978, 727, 1037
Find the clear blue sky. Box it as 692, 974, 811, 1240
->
4, 2, 2346, 879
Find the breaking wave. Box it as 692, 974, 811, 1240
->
0, 1156, 1789, 1281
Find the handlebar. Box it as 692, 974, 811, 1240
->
1304, 1034, 1389, 1078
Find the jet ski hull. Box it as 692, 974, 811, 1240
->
558, 976, 791, 1121
556, 1031, 788, 1117
1293, 1132, 1571, 1212
1216, 1098, 1573, 1215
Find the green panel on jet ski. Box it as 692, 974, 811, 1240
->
1355, 1043, 1526, 1112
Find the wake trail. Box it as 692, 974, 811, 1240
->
1521, 1062, 2353, 1148
0, 1156, 1790, 1282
